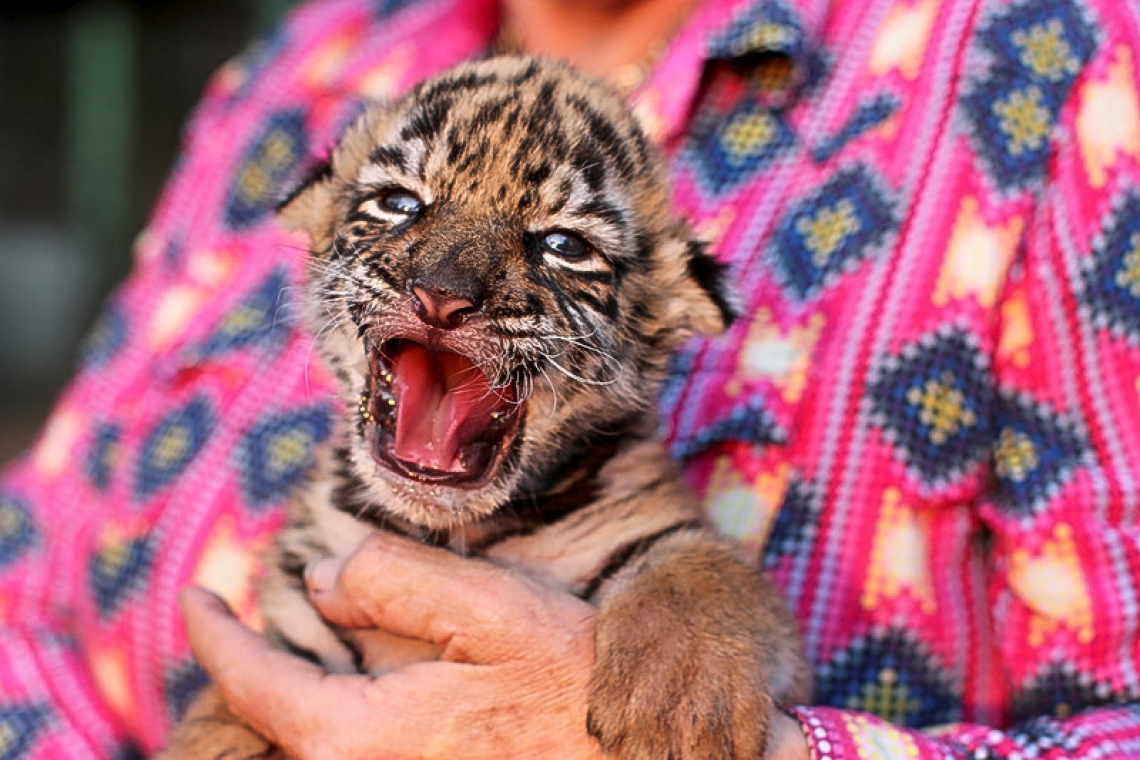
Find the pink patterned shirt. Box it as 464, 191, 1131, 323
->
2, 0, 1140, 757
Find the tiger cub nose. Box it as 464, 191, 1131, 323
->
411, 285, 479, 329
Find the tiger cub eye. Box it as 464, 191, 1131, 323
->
541, 230, 589, 259
381, 189, 424, 216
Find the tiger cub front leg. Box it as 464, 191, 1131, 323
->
157, 684, 282, 760
586, 530, 810, 760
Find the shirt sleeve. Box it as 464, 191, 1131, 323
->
789, 1, 1140, 757
0, 19, 299, 758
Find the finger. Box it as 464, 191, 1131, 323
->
180, 587, 376, 750
305, 532, 573, 659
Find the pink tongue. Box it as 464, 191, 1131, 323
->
389, 344, 511, 473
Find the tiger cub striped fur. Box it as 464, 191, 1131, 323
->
162, 56, 810, 759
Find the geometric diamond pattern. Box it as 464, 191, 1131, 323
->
865, 326, 994, 488
686, 98, 795, 194
762, 474, 820, 571
1081, 189, 1140, 344
78, 303, 128, 369
88, 533, 154, 620
224, 108, 308, 230
196, 268, 292, 358
960, 0, 1098, 191
0, 493, 37, 570
376, 0, 424, 19
669, 395, 785, 459
992, 389, 1091, 517
237, 404, 334, 510
85, 422, 122, 493
1011, 658, 1122, 724
163, 657, 210, 721
0, 703, 51, 760
133, 396, 214, 502
708, 0, 808, 63
812, 93, 899, 162
767, 164, 896, 301
816, 627, 962, 728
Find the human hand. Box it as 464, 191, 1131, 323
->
181, 530, 811, 759
181, 531, 608, 759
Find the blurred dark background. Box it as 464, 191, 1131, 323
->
0, 0, 296, 463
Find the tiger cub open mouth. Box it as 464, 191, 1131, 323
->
363, 340, 520, 487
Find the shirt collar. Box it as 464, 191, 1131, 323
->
637, 0, 827, 144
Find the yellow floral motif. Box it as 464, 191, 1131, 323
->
797, 198, 860, 267
722, 109, 778, 158
993, 85, 1051, 156
1114, 232, 1140, 298
0, 501, 24, 536
1011, 18, 1081, 82
0, 719, 13, 756
1010, 523, 1094, 646
152, 423, 192, 471
847, 668, 924, 725
1077, 46, 1140, 188
935, 197, 1023, 308
742, 23, 797, 51
862, 488, 936, 614
238, 130, 297, 202
268, 428, 316, 478
994, 428, 1039, 483
358, 43, 413, 99
906, 372, 976, 445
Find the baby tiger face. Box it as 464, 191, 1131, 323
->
281, 57, 733, 530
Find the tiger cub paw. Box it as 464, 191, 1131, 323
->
585, 611, 774, 759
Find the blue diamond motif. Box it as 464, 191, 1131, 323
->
762, 476, 820, 569
813, 93, 899, 162
196, 268, 293, 357
866, 327, 994, 488
375, 0, 422, 17
85, 423, 121, 492
225, 109, 308, 230
1012, 660, 1112, 723
0, 493, 36, 569
816, 628, 961, 728
78, 303, 128, 369
669, 396, 785, 459
134, 396, 214, 502
992, 391, 1090, 517
686, 98, 795, 193
1081, 190, 1140, 343
767, 165, 895, 301
0, 703, 51, 760
708, 0, 809, 62
238, 405, 334, 510
89, 533, 154, 619
961, 0, 1098, 191
164, 658, 211, 720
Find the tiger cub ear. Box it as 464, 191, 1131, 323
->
660, 237, 739, 337
277, 161, 337, 246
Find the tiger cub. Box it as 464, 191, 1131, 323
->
162, 56, 810, 759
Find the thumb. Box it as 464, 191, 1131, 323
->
305, 532, 530, 658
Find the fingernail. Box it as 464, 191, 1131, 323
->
304, 558, 339, 594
